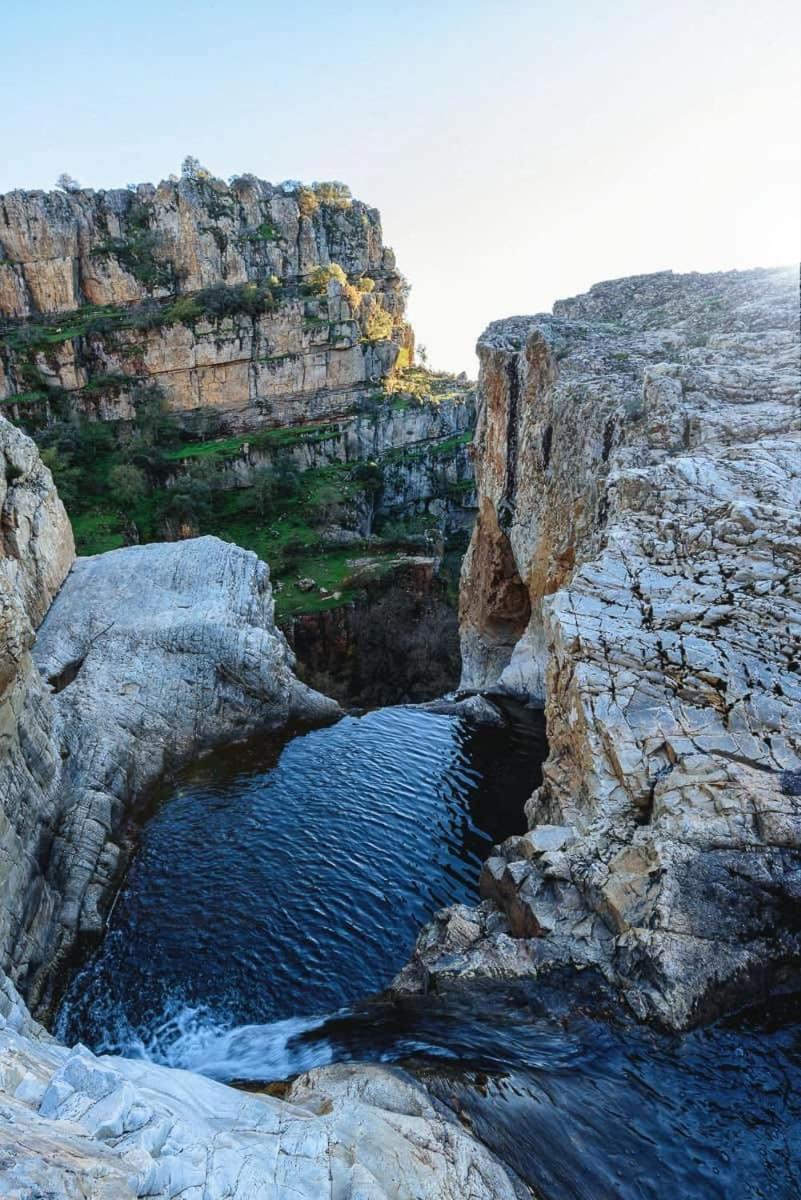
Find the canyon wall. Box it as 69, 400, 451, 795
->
0, 175, 412, 432
407, 266, 801, 1029
289, 556, 461, 705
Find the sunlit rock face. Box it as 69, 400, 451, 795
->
0, 176, 413, 431
424, 267, 801, 1028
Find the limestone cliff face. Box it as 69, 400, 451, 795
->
419, 267, 801, 1028
0, 176, 412, 431
0, 414, 338, 1016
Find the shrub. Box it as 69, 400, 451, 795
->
272, 456, 302, 499
163, 476, 213, 530
108, 463, 147, 507
350, 460, 384, 495
357, 277, 375, 293
252, 467, 277, 517
363, 306, 393, 342
166, 295, 203, 324
181, 156, 213, 181
39, 447, 81, 507
312, 181, 352, 208
296, 187, 318, 217
248, 221, 279, 241
342, 281, 362, 310
306, 263, 347, 295
165, 282, 274, 325
93, 228, 172, 291
132, 389, 181, 447
130, 299, 167, 330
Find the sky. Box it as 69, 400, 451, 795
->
2, 0, 799, 373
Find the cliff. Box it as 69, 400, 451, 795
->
0, 175, 412, 432
403, 266, 801, 1029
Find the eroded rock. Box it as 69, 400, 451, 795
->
424, 266, 801, 1028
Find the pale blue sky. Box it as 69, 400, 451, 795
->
2, 0, 799, 371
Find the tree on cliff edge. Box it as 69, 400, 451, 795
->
56, 173, 81, 193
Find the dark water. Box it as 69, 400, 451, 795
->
57, 704, 545, 1048
56, 705, 801, 1199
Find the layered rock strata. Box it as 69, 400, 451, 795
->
404, 266, 801, 1029
0, 176, 412, 431
166, 387, 476, 540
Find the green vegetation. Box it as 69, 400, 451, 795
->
1, 307, 475, 617
242, 220, 280, 242
362, 306, 393, 343
92, 200, 173, 291
0, 280, 282, 368
311, 181, 352, 208
164, 281, 276, 324
306, 263, 347, 294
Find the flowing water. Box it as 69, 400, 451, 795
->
57, 704, 801, 1199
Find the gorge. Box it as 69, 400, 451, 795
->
0, 173, 799, 1199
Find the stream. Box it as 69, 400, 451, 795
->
56, 704, 801, 1199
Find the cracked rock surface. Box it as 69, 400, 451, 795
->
403, 266, 801, 1029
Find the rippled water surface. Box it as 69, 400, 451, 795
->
58, 704, 545, 1048
56, 704, 801, 1199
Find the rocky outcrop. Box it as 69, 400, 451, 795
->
411, 266, 801, 1029
0, 414, 338, 1017
167, 388, 476, 540
0, 417, 74, 1016
0, 175, 412, 432
0, 999, 528, 1199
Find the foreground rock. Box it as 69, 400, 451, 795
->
404, 266, 801, 1029
0, 992, 528, 1200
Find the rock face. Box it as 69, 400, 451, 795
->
0, 414, 338, 1017
0, 417, 75, 1016
413, 266, 801, 1029
166, 388, 476, 540
0, 175, 412, 432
